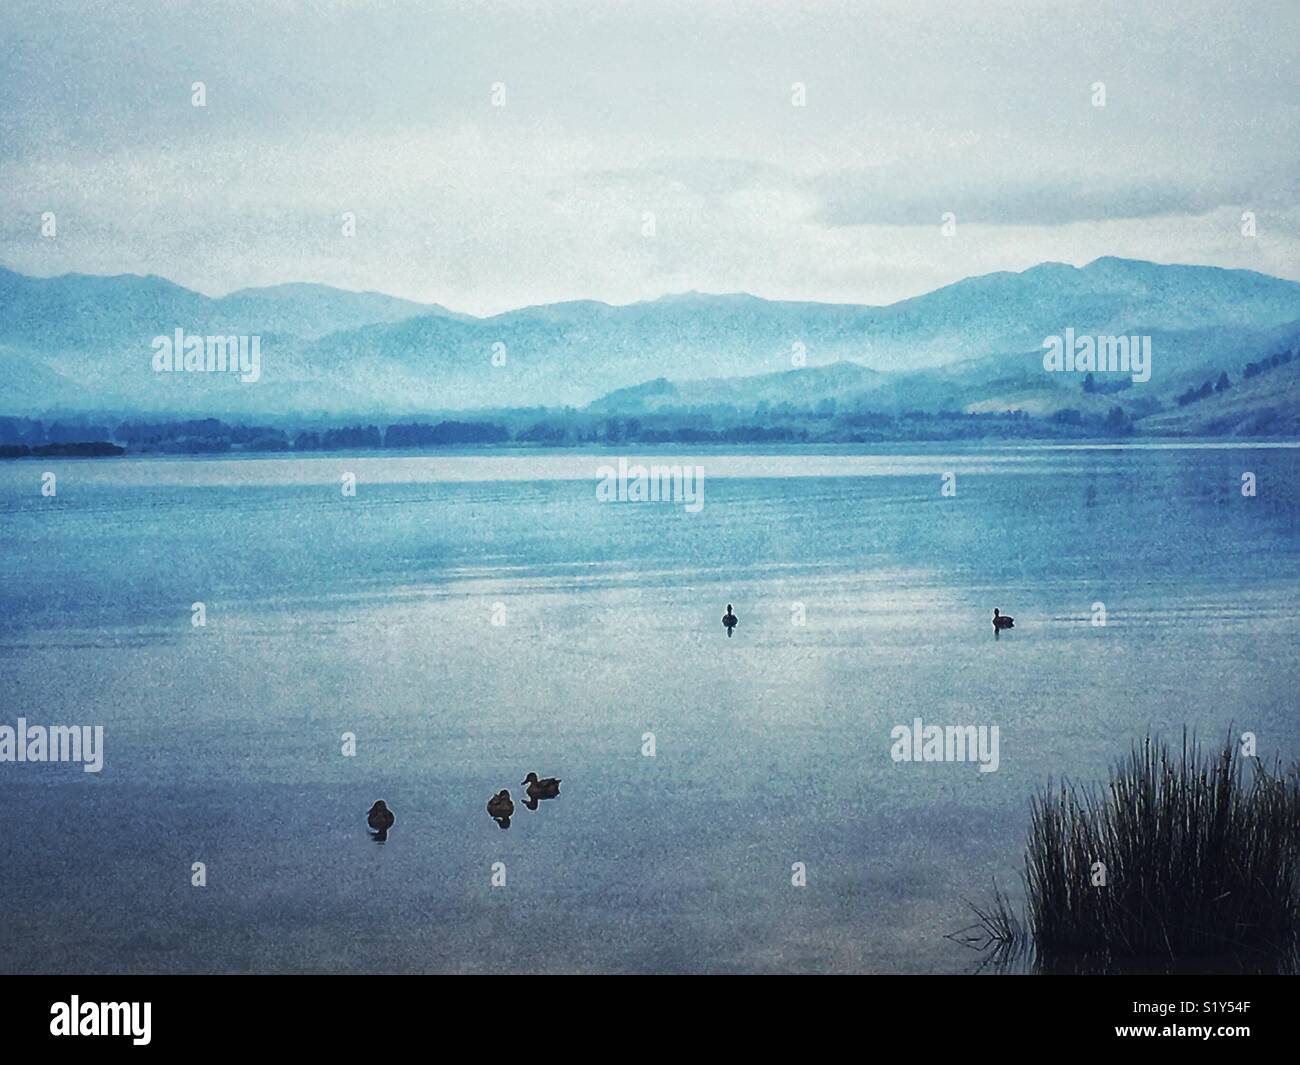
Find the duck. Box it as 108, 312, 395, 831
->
992, 608, 1015, 630
367, 799, 395, 832
486, 789, 515, 820
521, 772, 562, 802
722, 605, 738, 636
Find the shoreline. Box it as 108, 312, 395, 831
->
5, 435, 1300, 463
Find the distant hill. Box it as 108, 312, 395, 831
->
214, 283, 463, 339
0, 267, 453, 347
588, 361, 887, 414
587, 318, 1300, 428
3, 257, 1300, 420
857, 258, 1300, 368
296, 259, 1300, 409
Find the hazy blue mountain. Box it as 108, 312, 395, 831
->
586, 318, 1300, 433
0, 267, 456, 415
588, 361, 887, 415
0, 266, 450, 349
274, 258, 1300, 411
0, 268, 211, 353
3, 257, 1300, 418
885, 319, 1300, 418
1140, 353, 1300, 436
855, 258, 1300, 368
2, 345, 97, 411
214, 283, 461, 338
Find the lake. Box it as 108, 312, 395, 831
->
2, 443, 1298, 973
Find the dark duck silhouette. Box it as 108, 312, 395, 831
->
722, 605, 738, 637
487, 789, 514, 829
367, 799, 395, 841
521, 772, 561, 810
992, 609, 1015, 631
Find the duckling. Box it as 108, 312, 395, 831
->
367, 799, 395, 831
992, 608, 1015, 630
521, 772, 562, 804
486, 789, 514, 828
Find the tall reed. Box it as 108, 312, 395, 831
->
1025, 735, 1300, 961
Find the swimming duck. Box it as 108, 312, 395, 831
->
367, 799, 395, 832
521, 772, 561, 802
487, 789, 515, 820
992, 609, 1015, 630
722, 605, 738, 636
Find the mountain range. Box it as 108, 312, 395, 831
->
3, 258, 1300, 434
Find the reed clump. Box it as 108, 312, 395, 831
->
1025, 735, 1300, 962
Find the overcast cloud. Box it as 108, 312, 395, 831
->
1, 0, 1297, 314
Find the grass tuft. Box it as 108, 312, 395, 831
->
1024, 733, 1300, 962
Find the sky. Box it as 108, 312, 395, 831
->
1, 0, 1298, 315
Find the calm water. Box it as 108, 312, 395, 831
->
1, 444, 1299, 973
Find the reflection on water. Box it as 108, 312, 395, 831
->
487, 790, 515, 829
367, 800, 395, 843
1, 444, 1298, 973
521, 773, 562, 812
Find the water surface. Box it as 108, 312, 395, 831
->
1, 443, 1298, 973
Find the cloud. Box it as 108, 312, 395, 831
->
1, 0, 1298, 310
812, 167, 1298, 227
